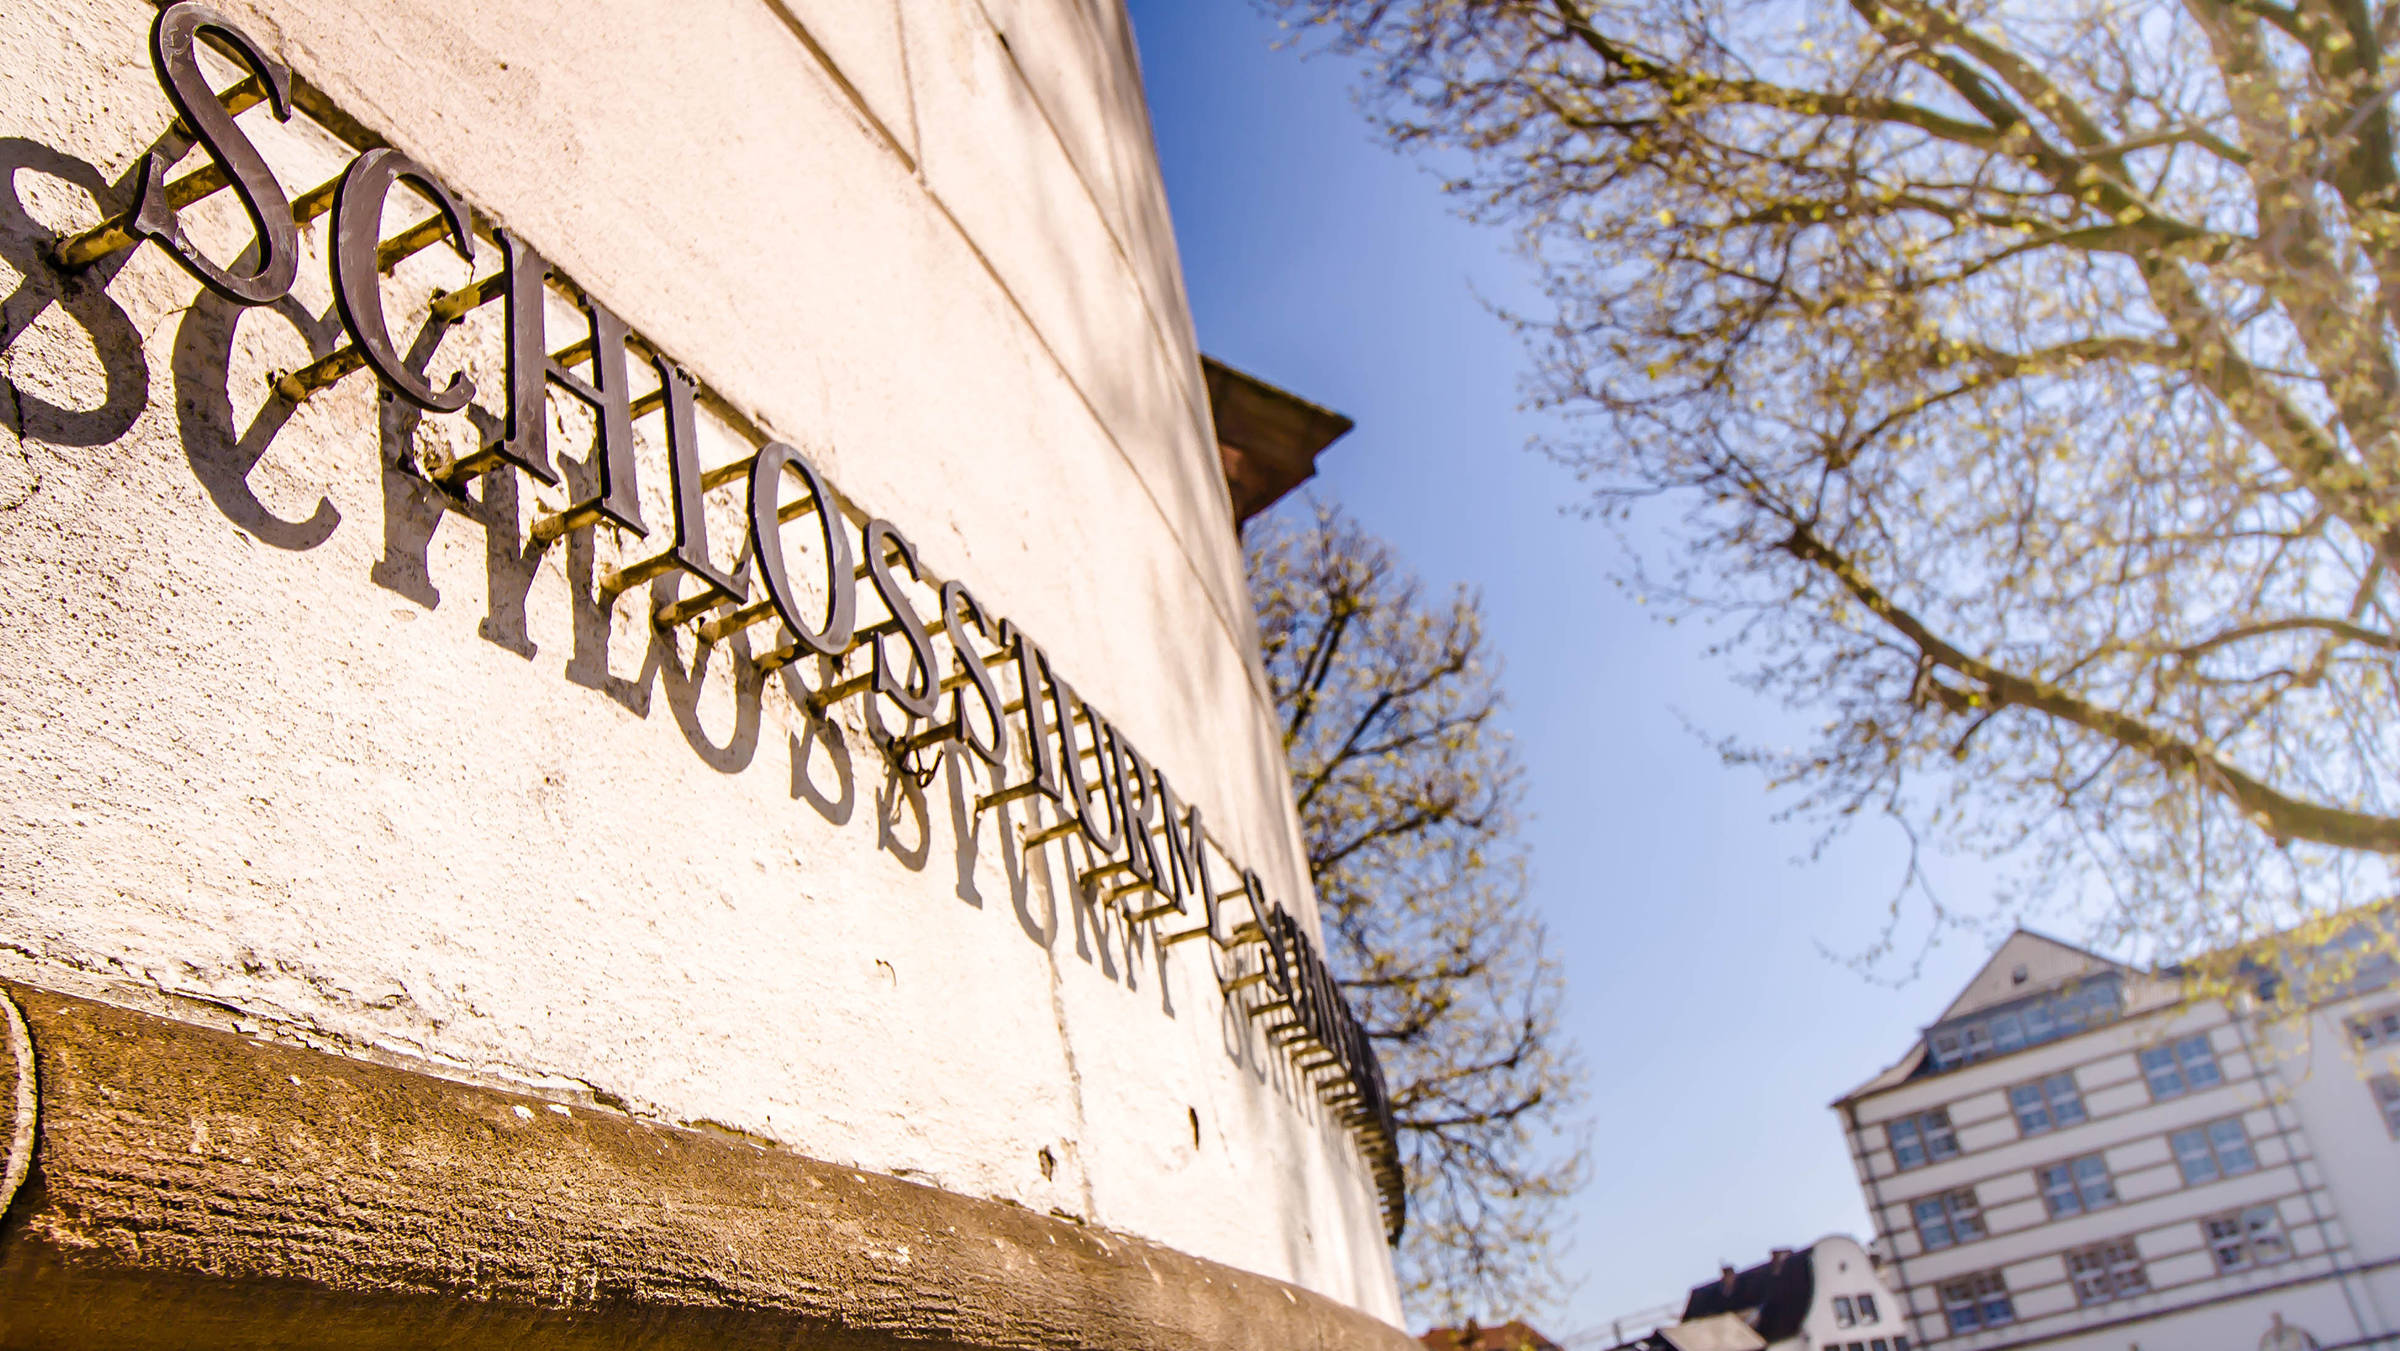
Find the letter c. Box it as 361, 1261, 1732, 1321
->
330, 148, 476, 411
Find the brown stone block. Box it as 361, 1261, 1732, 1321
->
0, 981, 1411, 1351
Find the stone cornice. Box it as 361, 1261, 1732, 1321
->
0, 980, 1414, 1351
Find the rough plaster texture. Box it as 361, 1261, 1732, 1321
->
0, 0, 1402, 1322
0, 981, 1423, 1351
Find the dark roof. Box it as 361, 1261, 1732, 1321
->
1421, 1320, 1562, 1351
1681, 1246, 1816, 1343
1203, 355, 1354, 527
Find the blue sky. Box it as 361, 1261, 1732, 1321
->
1124, 4, 2012, 1338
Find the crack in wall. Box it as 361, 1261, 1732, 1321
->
1042, 898, 1097, 1223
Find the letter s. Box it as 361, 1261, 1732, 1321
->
863, 520, 941, 721
133, 3, 301, 305
940, 581, 1011, 768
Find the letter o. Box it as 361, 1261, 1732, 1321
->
748, 442, 856, 659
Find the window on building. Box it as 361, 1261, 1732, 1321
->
2066, 1238, 2150, 1305
1894, 1339, 1909, 1351
1871, 1341, 1890, 1351
2010, 1072, 2088, 1134
1923, 977, 2125, 1070
2315, 922, 2400, 1000
1833, 1296, 1855, 1327
1855, 1293, 1878, 1322
2203, 1205, 2291, 1272
1962, 1023, 1992, 1062
2372, 1075, 2400, 1139
1913, 1189, 1987, 1250
1938, 1272, 2015, 1334
2036, 1153, 2119, 1217
2349, 1006, 2400, 1049
2023, 996, 2055, 1038
2171, 1117, 2260, 1184
1886, 1109, 1961, 1170
1990, 1010, 2027, 1053
2140, 1034, 2225, 1099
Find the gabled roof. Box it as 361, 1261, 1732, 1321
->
1932, 929, 2131, 1025
1832, 1041, 1926, 1107
1682, 1246, 1815, 1343
1837, 906, 2400, 1108
1832, 929, 2133, 1106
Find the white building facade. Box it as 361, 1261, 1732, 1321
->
1836, 930, 2400, 1351
1797, 1235, 1919, 1351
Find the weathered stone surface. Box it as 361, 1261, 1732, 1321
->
0, 991, 29, 1231
0, 980, 1417, 1351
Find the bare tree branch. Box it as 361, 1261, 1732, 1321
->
1271, 0, 2400, 957
1247, 499, 1586, 1325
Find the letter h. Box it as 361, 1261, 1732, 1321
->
468, 229, 646, 539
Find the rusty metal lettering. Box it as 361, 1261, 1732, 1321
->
25, 15, 1411, 1244
940, 581, 1010, 768
132, 3, 300, 304
1254, 886, 1295, 999
1152, 773, 1207, 922
328, 148, 475, 412
462, 229, 564, 486
1000, 623, 1064, 806
1108, 733, 1162, 890
863, 521, 941, 721
1048, 677, 1122, 855
748, 443, 855, 659
605, 359, 745, 607
531, 299, 647, 537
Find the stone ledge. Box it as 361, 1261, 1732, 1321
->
0, 981, 1414, 1351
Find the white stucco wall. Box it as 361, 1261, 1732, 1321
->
0, 0, 1403, 1321
1796, 1235, 1908, 1350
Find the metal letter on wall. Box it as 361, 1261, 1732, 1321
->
478, 229, 565, 486
862, 520, 942, 721
329, 148, 476, 411
1107, 735, 1163, 889
1047, 676, 1123, 855
748, 443, 856, 658
1001, 625, 1065, 804
1152, 775, 1208, 922
540, 302, 647, 535
133, 3, 302, 304
625, 359, 745, 605
938, 581, 1010, 768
